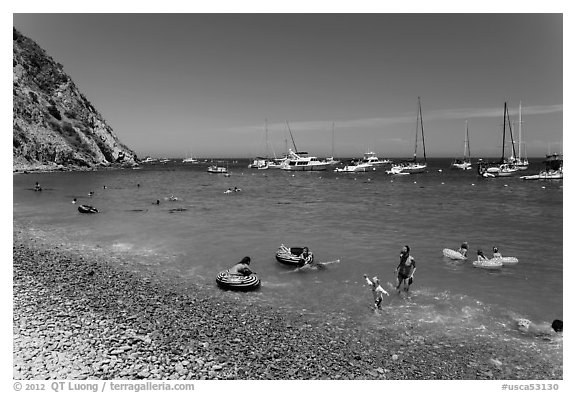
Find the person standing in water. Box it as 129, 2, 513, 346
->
395, 245, 416, 293
364, 274, 389, 309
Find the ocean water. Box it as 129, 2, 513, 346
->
13, 158, 563, 366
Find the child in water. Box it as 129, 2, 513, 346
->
364, 274, 390, 309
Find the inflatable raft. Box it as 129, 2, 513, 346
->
78, 204, 99, 214
491, 256, 519, 264
216, 270, 260, 291
442, 248, 467, 260
275, 245, 313, 267
472, 258, 503, 269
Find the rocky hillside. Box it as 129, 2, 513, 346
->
13, 28, 138, 172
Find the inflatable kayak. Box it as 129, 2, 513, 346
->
442, 248, 467, 260
491, 256, 519, 264
78, 204, 99, 214
472, 258, 503, 269
275, 245, 314, 266
216, 270, 260, 291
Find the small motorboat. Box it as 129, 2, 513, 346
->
216, 270, 260, 291
78, 204, 99, 214
275, 245, 313, 267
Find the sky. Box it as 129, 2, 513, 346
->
11, 12, 564, 159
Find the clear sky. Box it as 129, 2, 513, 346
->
12, 12, 563, 159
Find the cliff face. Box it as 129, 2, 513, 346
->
13, 28, 137, 171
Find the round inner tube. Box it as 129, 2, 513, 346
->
216, 270, 260, 291
78, 204, 99, 214
275, 247, 314, 267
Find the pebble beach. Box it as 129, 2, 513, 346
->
12, 225, 562, 381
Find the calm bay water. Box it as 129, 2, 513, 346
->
13, 158, 563, 365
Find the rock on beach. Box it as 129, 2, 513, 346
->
13, 228, 562, 380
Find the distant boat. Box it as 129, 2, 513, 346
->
280, 122, 331, 171
324, 122, 341, 166
520, 153, 562, 180
248, 157, 269, 169
477, 102, 519, 177
182, 152, 199, 163
506, 101, 529, 170
334, 160, 374, 172
141, 157, 158, 164
451, 121, 472, 170
359, 151, 392, 167
281, 149, 332, 171
207, 161, 228, 174
249, 119, 274, 170
387, 97, 427, 174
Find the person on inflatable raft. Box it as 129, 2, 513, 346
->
458, 242, 469, 257
229, 256, 254, 276
299, 247, 314, 268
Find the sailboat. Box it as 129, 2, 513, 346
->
477, 102, 518, 177
182, 151, 199, 163
451, 121, 472, 170
506, 101, 529, 170
248, 119, 272, 169
387, 97, 427, 174
323, 123, 341, 166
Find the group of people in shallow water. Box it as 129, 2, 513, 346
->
35, 180, 560, 335
456, 241, 503, 261
364, 245, 416, 309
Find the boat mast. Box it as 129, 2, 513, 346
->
331, 122, 335, 158
466, 121, 471, 161
518, 101, 523, 160
501, 102, 507, 162
264, 118, 269, 158
286, 121, 298, 152
413, 97, 419, 161
507, 104, 517, 161
419, 97, 426, 162
463, 120, 469, 160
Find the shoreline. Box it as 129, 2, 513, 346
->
13, 227, 562, 380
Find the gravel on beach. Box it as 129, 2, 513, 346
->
13, 228, 562, 380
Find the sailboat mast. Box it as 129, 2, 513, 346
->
507, 104, 517, 160
466, 121, 471, 160
518, 101, 523, 160
331, 122, 335, 158
414, 97, 420, 161
419, 97, 426, 162
286, 121, 298, 152
501, 102, 507, 162
264, 118, 269, 158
